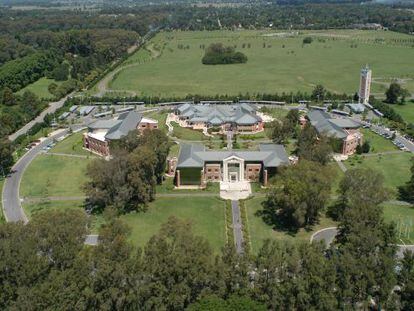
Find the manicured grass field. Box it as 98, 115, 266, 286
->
50, 132, 93, 156
245, 196, 338, 254
120, 196, 226, 252
345, 152, 412, 191
383, 203, 414, 244
110, 30, 414, 97
361, 128, 398, 153
21, 154, 91, 198
172, 122, 206, 141
392, 102, 414, 124
17, 77, 61, 99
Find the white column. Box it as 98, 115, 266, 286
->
223, 160, 228, 182
239, 160, 244, 181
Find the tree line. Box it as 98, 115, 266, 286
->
0, 165, 413, 309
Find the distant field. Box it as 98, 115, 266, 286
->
110, 29, 414, 97
17, 77, 60, 99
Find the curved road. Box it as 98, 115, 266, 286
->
2, 129, 98, 245
8, 93, 74, 141
311, 227, 414, 258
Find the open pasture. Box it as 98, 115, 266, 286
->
110, 29, 414, 97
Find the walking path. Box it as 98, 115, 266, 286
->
231, 200, 244, 254
44, 152, 96, 159
227, 131, 233, 150
335, 159, 348, 173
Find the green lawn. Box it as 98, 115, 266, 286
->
345, 152, 412, 191
392, 102, 414, 124
172, 122, 206, 141
144, 111, 168, 133
361, 128, 398, 153
383, 203, 414, 244
120, 196, 226, 252
21, 154, 91, 198
110, 30, 414, 97
17, 77, 61, 99
50, 132, 93, 156
245, 196, 338, 254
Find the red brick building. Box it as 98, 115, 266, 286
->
83, 111, 158, 157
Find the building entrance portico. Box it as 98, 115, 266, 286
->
223, 156, 244, 182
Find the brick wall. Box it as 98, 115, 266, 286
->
245, 163, 261, 182
205, 163, 221, 182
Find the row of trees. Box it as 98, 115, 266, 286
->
84, 129, 170, 214
202, 43, 248, 65
1, 166, 413, 309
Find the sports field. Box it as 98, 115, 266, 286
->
110, 29, 414, 97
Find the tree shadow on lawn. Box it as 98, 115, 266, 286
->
255, 202, 317, 237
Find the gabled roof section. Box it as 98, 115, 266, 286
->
177, 144, 205, 168
178, 103, 261, 126
88, 119, 121, 130
176, 143, 289, 169
105, 111, 142, 140
307, 110, 348, 139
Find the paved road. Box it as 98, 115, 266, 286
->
311, 227, 414, 258
8, 93, 74, 141
2, 129, 69, 222
2, 129, 98, 245
231, 200, 244, 254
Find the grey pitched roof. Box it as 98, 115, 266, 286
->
105, 111, 143, 140
88, 119, 121, 130
176, 103, 261, 126
307, 110, 348, 139
176, 143, 289, 168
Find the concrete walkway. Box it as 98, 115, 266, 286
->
227, 131, 233, 150
231, 200, 244, 254
45, 152, 96, 159
335, 159, 348, 173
